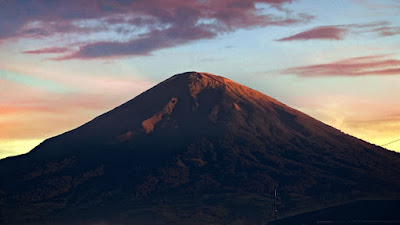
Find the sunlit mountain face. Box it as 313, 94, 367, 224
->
0, 72, 399, 225
0, 0, 399, 159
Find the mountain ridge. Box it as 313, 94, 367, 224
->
18, 71, 364, 153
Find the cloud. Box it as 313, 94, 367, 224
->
282, 54, 400, 77
371, 26, 400, 37
23, 47, 69, 54
277, 22, 400, 41
277, 26, 347, 41
56, 25, 218, 59
351, 0, 400, 16
0, 0, 312, 59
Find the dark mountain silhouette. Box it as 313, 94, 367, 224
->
0, 72, 399, 225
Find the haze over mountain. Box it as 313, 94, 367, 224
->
0, 72, 399, 225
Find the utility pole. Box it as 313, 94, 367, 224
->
274, 182, 278, 220
274, 182, 277, 220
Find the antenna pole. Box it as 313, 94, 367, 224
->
274, 182, 277, 220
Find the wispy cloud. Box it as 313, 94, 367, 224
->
282, 54, 400, 77
277, 26, 346, 41
371, 26, 400, 37
23, 47, 69, 54
277, 22, 400, 41
352, 0, 400, 15
0, 0, 312, 59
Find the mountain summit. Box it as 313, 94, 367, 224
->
1, 72, 399, 225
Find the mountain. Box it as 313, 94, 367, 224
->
0, 72, 399, 225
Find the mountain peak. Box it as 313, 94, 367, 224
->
167, 71, 234, 91
171, 71, 230, 81
164, 71, 274, 104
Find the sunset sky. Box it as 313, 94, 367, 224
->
1, 0, 399, 159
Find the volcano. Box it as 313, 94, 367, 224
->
1, 72, 399, 225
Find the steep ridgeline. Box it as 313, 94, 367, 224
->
0, 72, 399, 225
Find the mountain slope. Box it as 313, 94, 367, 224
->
0, 72, 399, 225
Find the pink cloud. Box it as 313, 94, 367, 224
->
277, 26, 347, 41
277, 22, 400, 41
282, 54, 400, 77
23, 47, 69, 54
372, 26, 400, 37
0, 0, 312, 59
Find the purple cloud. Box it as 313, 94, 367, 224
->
277, 22, 400, 41
57, 25, 217, 60
282, 54, 400, 77
0, 0, 312, 59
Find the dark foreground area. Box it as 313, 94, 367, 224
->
268, 200, 400, 225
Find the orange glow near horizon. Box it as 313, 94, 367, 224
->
0, 139, 43, 159
299, 97, 400, 153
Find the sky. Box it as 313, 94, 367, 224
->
0, 0, 399, 159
